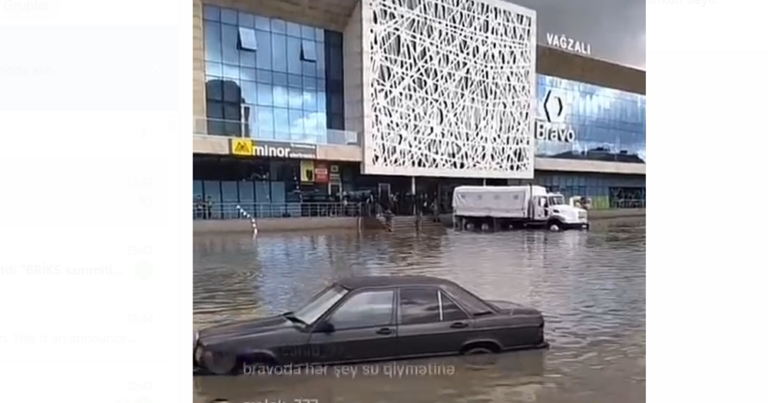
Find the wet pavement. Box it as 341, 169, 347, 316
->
193, 219, 645, 403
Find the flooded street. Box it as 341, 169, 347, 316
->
193, 220, 645, 403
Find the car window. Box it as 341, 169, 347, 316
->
399, 288, 441, 325
444, 284, 495, 315
441, 291, 470, 321
328, 290, 394, 330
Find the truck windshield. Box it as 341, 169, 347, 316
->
548, 196, 565, 206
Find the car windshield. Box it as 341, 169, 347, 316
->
291, 285, 348, 325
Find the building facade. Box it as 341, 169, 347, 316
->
192, 0, 646, 218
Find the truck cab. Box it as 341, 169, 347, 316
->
533, 192, 589, 231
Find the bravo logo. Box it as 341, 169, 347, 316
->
535, 89, 575, 143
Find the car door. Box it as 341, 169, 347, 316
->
396, 287, 474, 358
307, 288, 397, 364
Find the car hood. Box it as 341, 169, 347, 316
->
198, 315, 293, 344
485, 300, 542, 316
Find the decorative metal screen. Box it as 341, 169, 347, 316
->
361, 0, 537, 178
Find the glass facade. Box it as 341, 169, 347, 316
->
202, 5, 345, 144
535, 75, 646, 163
532, 172, 645, 209
193, 155, 362, 219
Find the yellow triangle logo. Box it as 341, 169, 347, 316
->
231, 139, 253, 156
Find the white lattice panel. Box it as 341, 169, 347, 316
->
360, 0, 537, 178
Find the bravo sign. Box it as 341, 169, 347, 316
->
536, 89, 575, 143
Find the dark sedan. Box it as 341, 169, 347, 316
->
193, 275, 548, 375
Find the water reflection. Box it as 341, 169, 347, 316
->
194, 222, 645, 403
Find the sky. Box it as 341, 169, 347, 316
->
509, 0, 646, 69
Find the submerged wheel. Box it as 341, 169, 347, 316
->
480, 223, 490, 232
465, 222, 475, 231
460, 343, 500, 369
203, 350, 238, 375
548, 220, 562, 232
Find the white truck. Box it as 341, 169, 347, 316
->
452, 185, 589, 232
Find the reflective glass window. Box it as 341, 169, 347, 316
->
221, 24, 239, 65
239, 50, 256, 68
288, 87, 303, 109
289, 109, 304, 135
206, 78, 223, 101
256, 106, 275, 139
221, 64, 238, 79
286, 22, 302, 38
257, 83, 273, 106
273, 86, 288, 108
238, 11, 254, 27
534, 75, 646, 163
301, 40, 317, 62
241, 80, 257, 105
287, 36, 302, 75
301, 25, 315, 40
256, 69, 272, 84
273, 108, 289, 135
203, 5, 220, 21
238, 27, 257, 51
255, 31, 272, 70
202, 11, 345, 144
222, 79, 241, 103
271, 34, 287, 72
204, 21, 222, 62
239, 66, 256, 81
206, 62, 222, 77
220, 8, 237, 25
255, 16, 270, 31
270, 18, 286, 34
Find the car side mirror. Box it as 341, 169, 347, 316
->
315, 321, 335, 333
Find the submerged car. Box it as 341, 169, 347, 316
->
193, 275, 548, 375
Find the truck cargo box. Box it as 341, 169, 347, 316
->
453, 186, 536, 218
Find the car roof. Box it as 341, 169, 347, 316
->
335, 275, 457, 290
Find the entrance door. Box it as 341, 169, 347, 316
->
378, 183, 391, 204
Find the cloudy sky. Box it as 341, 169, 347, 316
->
509, 0, 646, 69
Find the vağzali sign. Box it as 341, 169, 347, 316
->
229, 139, 317, 159
545, 33, 591, 56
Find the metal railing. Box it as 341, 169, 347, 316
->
193, 201, 375, 220
605, 199, 645, 209
193, 116, 360, 146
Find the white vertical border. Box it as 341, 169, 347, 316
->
0, 1, 192, 403
526, 2, 538, 179
360, 0, 375, 176
649, 1, 767, 403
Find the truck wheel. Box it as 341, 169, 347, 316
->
480, 223, 490, 232
465, 222, 475, 231
548, 220, 562, 232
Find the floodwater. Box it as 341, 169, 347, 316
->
193, 219, 646, 403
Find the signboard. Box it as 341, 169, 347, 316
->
231, 139, 254, 156
300, 160, 315, 182
545, 33, 591, 57
229, 139, 317, 159
535, 89, 575, 143
314, 162, 329, 184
